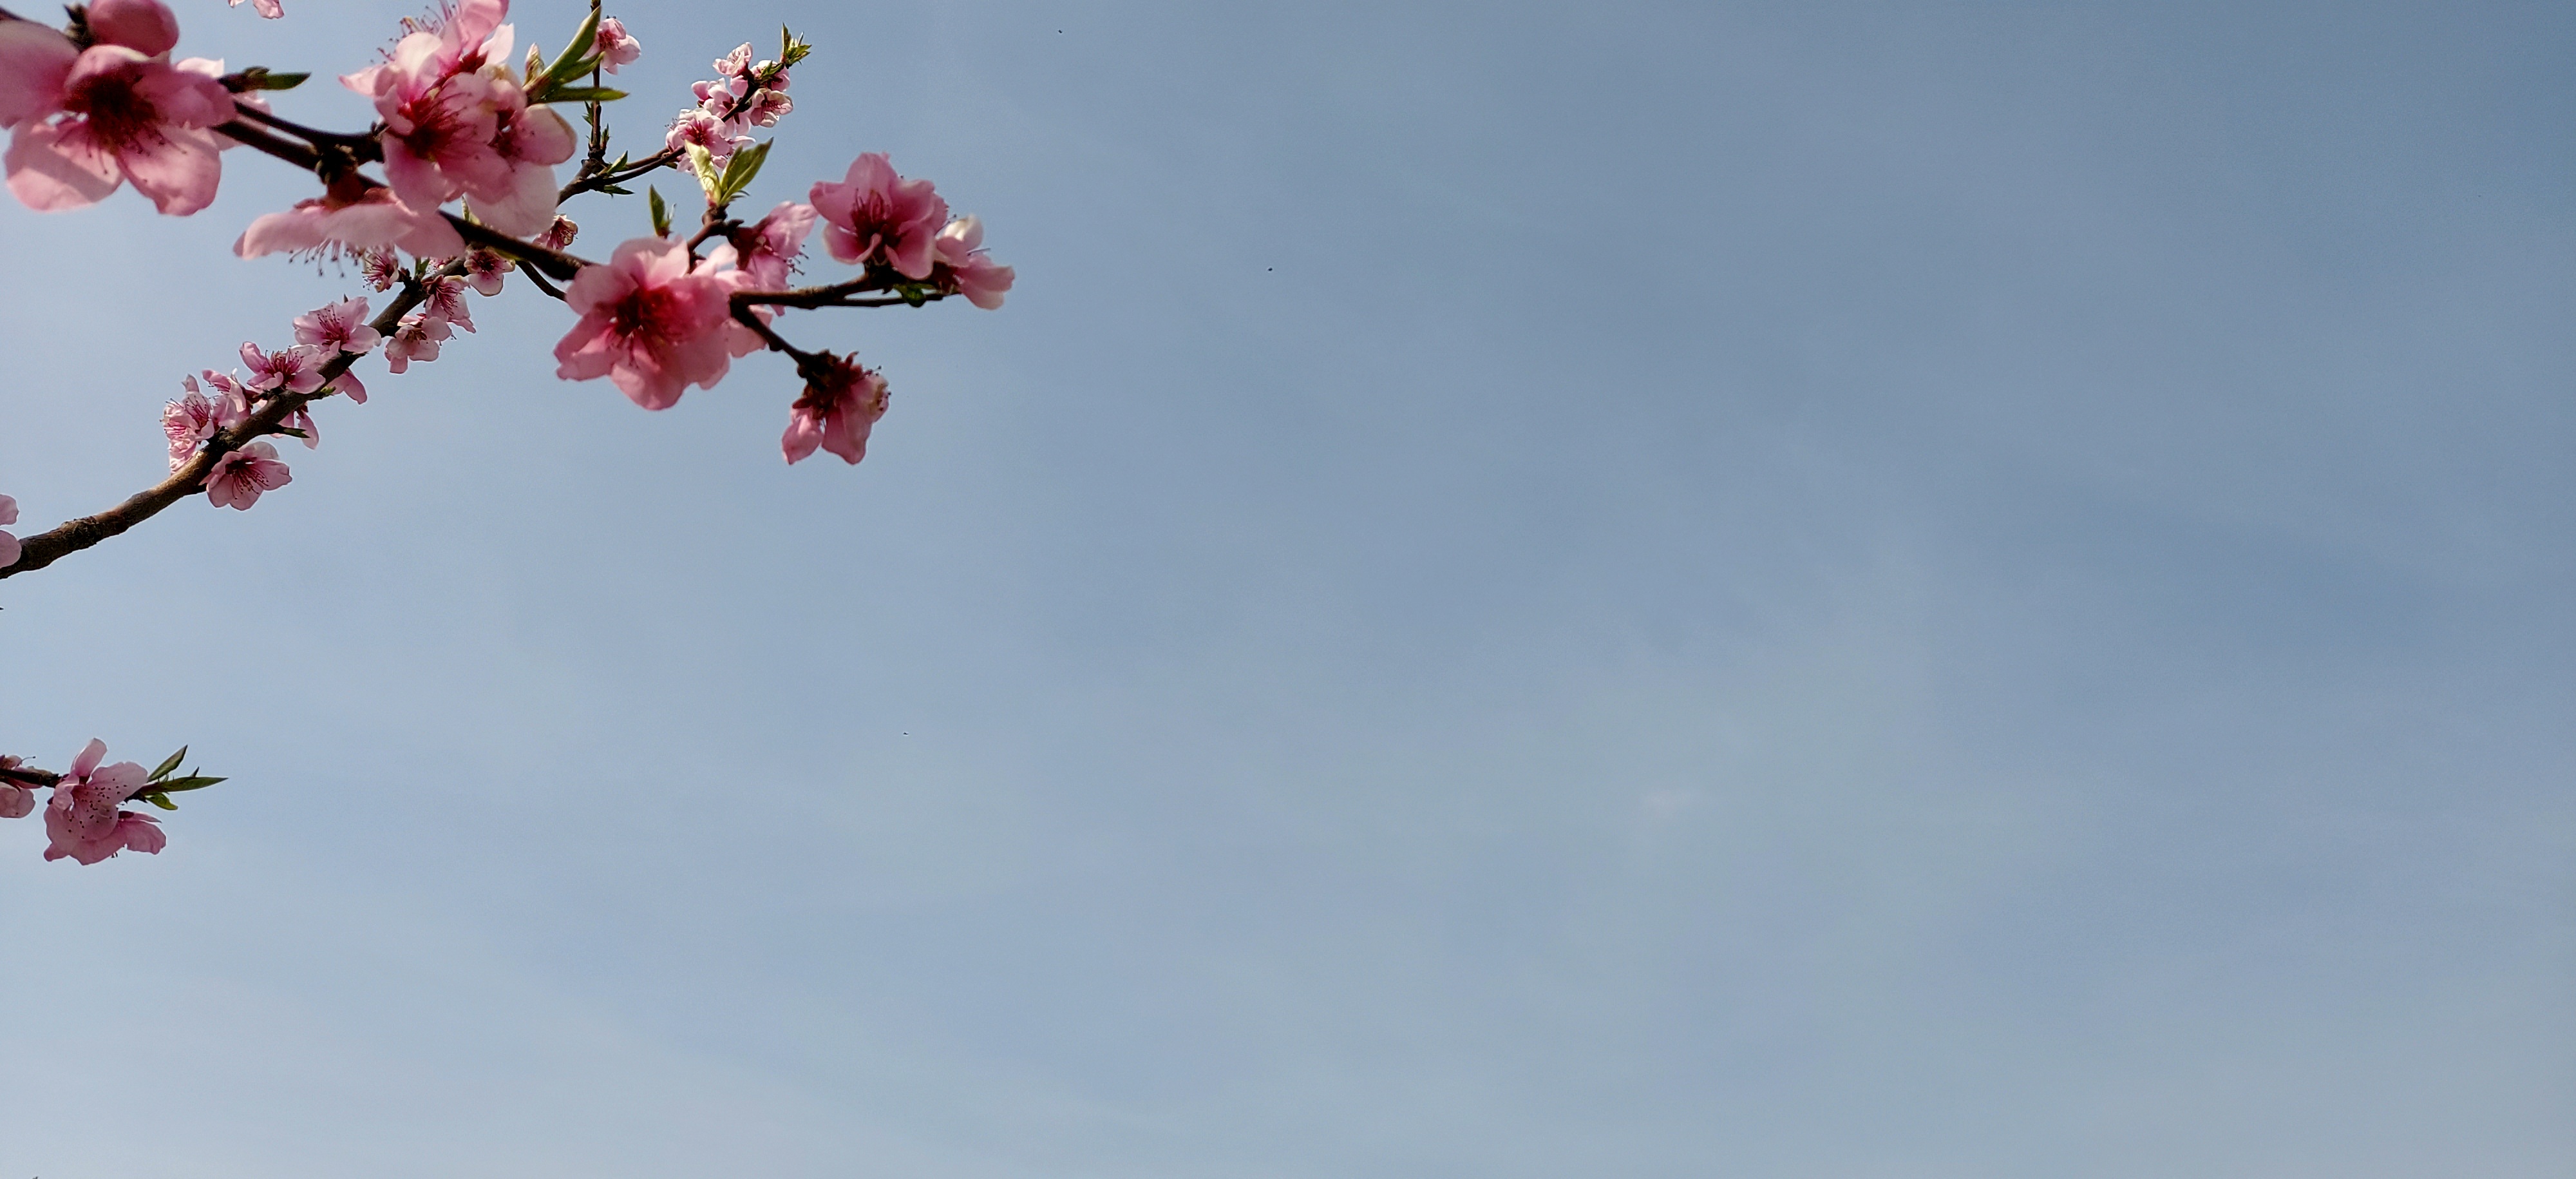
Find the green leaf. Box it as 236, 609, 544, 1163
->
542, 6, 603, 86
142, 792, 178, 811
647, 186, 671, 237
596, 184, 634, 196
155, 775, 227, 794
248, 70, 310, 91
149, 746, 188, 783
718, 139, 772, 204
686, 143, 722, 201
540, 86, 627, 104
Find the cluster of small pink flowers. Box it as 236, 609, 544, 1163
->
0, 492, 19, 570
0, 0, 236, 215
0, 740, 168, 865
663, 41, 790, 167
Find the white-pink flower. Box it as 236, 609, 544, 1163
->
734, 200, 816, 289
781, 354, 889, 466
164, 378, 220, 467
240, 341, 327, 394
536, 215, 578, 251
342, 0, 575, 237
294, 296, 381, 355
0, 492, 19, 570
810, 153, 949, 280
384, 312, 452, 373
461, 247, 511, 296
553, 235, 744, 410
42, 738, 166, 865
664, 108, 747, 165
2, 18, 237, 216
933, 215, 1016, 310
593, 17, 641, 73
229, 0, 285, 18
420, 274, 476, 332
204, 439, 290, 509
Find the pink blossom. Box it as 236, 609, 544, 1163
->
0, 754, 32, 820
164, 378, 220, 467
86, 0, 182, 57
664, 108, 746, 164
344, 0, 576, 237
421, 274, 476, 332
690, 76, 745, 120
734, 200, 816, 289
384, 312, 452, 373
713, 44, 754, 79
781, 354, 889, 466
361, 247, 404, 291
326, 369, 367, 403
593, 17, 641, 73
0, 492, 17, 571
294, 296, 381, 355
200, 369, 252, 425
933, 215, 1016, 310
42, 738, 166, 865
234, 184, 467, 261
536, 215, 578, 251
810, 153, 949, 280
204, 439, 289, 509
553, 235, 743, 410
230, 0, 286, 17
240, 341, 327, 394
5, 44, 236, 215
460, 247, 511, 295
736, 87, 791, 128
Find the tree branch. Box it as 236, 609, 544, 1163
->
0, 279, 440, 580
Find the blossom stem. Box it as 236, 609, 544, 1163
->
227, 104, 383, 161
0, 765, 61, 789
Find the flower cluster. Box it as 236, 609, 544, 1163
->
0, 0, 236, 215
0, 6, 1027, 862
664, 39, 792, 167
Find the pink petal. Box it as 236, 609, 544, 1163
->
0, 21, 77, 128
6, 121, 121, 211
69, 738, 106, 780
86, 0, 181, 58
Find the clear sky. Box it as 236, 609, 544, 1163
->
2, 1, 2570, 1175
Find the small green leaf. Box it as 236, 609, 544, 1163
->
249, 70, 310, 91
155, 774, 228, 794
526, 45, 545, 79
149, 746, 188, 783
542, 6, 603, 86
686, 143, 722, 201
718, 139, 773, 205
142, 792, 178, 811
647, 186, 671, 237
540, 86, 627, 104
596, 183, 633, 196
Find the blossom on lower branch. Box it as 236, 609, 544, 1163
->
781, 354, 889, 466
42, 740, 164, 865
0, 492, 19, 570
205, 440, 290, 509
554, 236, 759, 410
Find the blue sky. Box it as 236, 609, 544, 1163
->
3, 1, 2570, 1175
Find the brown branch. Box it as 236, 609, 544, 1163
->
0, 279, 440, 580
1, 765, 62, 789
